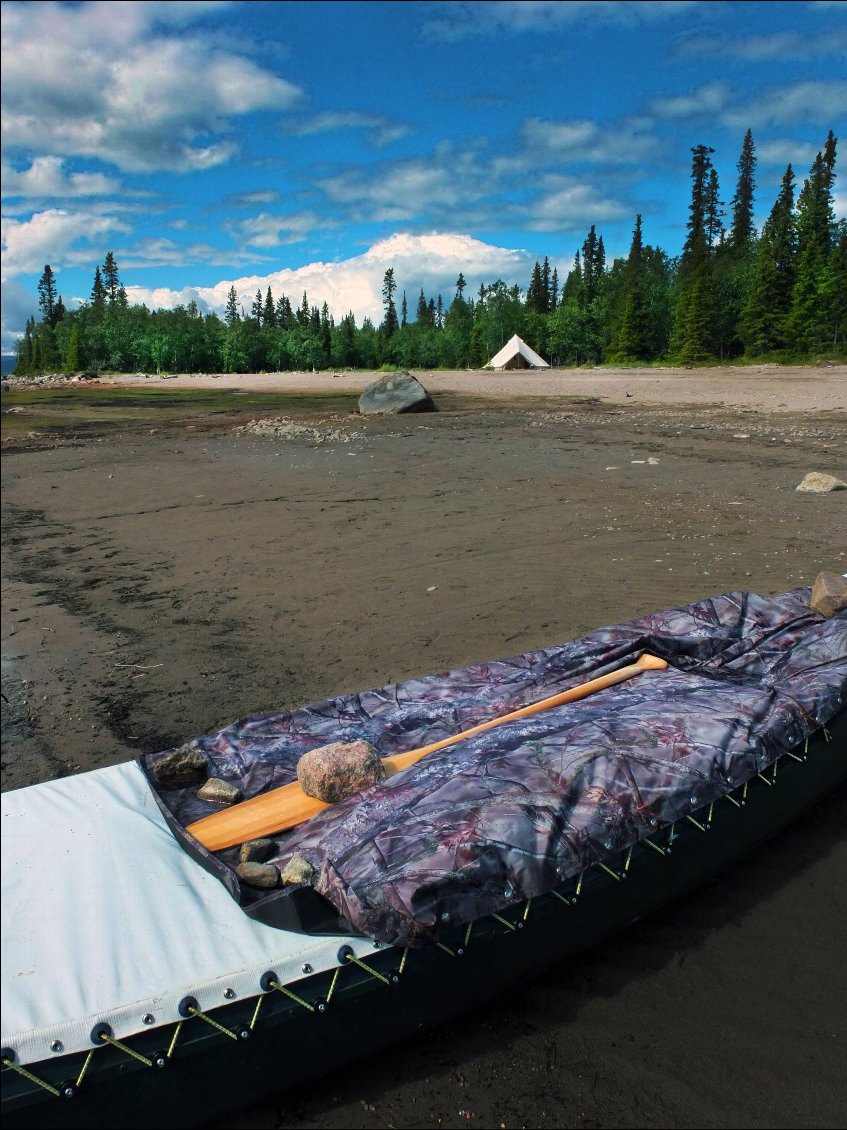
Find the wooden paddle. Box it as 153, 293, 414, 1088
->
187, 652, 668, 851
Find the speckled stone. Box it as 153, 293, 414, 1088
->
197, 777, 242, 806
236, 862, 280, 889
239, 838, 276, 863
795, 472, 846, 493
296, 739, 385, 803
810, 571, 847, 618
280, 853, 316, 886
153, 744, 208, 786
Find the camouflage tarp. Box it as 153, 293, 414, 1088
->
143, 588, 846, 947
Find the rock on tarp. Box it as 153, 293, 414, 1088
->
358, 371, 435, 415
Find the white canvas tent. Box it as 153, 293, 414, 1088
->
486, 334, 549, 370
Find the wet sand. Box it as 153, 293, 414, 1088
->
2, 368, 845, 1128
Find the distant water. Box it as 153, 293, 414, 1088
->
1, 354, 17, 377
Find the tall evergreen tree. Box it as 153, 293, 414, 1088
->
550, 267, 559, 309
526, 261, 546, 312
729, 128, 757, 252
102, 251, 121, 305
225, 285, 240, 328
542, 256, 551, 312
581, 226, 602, 303
610, 215, 651, 361
671, 145, 719, 361
401, 291, 408, 328
416, 288, 429, 323
681, 145, 716, 263
787, 135, 838, 350
264, 287, 276, 328
250, 289, 263, 326
37, 264, 58, 325
90, 265, 106, 312
381, 268, 399, 336
740, 165, 796, 354
297, 291, 310, 327
455, 273, 466, 300
704, 168, 725, 248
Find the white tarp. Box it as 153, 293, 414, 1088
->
486, 334, 549, 369
1, 762, 384, 1065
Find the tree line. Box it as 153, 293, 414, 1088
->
14, 130, 845, 377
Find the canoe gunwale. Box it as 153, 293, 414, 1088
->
4, 710, 844, 1130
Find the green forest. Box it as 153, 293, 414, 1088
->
14, 130, 846, 377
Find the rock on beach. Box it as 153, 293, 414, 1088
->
357, 371, 434, 415
795, 472, 846, 493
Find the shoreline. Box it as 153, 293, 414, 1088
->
10, 361, 845, 414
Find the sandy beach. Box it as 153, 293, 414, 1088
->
2, 365, 846, 1129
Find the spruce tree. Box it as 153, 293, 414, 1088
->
611, 215, 651, 361
102, 252, 121, 305
704, 168, 725, 249
740, 165, 796, 354
90, 265, 106, 312
787, 136, 838, 351
582, 227, 600, 303
526, 261, 545, 312
298, 292, 310, 327
381, 268, 399, 337
671, 145, 719, 361
729, 129, 757, 252
251, 289, 263, 326
264, 287, 276, 328
37, 264, 58, 326
416, 289, 429, 323
225, 286, 240, 328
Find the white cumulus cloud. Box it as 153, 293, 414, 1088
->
1, 156, 126, 199
1, 208, 131, 278
1, 0, 302, 173
123, 232, 537, 325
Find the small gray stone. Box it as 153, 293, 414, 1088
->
197, 777, 242, 806
280, 853, 316, 886
239, 838, 276, 863
357, 371, 434, 415
810, 571, 847, 618
153, 744, 208, 786
236, 862, 280, 889
795, 472, 847, 493
297, 739, 385, 803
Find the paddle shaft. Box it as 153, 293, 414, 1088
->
187, 652, 668, 851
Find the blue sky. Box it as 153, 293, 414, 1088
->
2, 0, 846, 353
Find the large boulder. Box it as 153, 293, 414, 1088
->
358, 371, 434, 415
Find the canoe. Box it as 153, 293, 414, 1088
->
2, 587, 845, 1129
